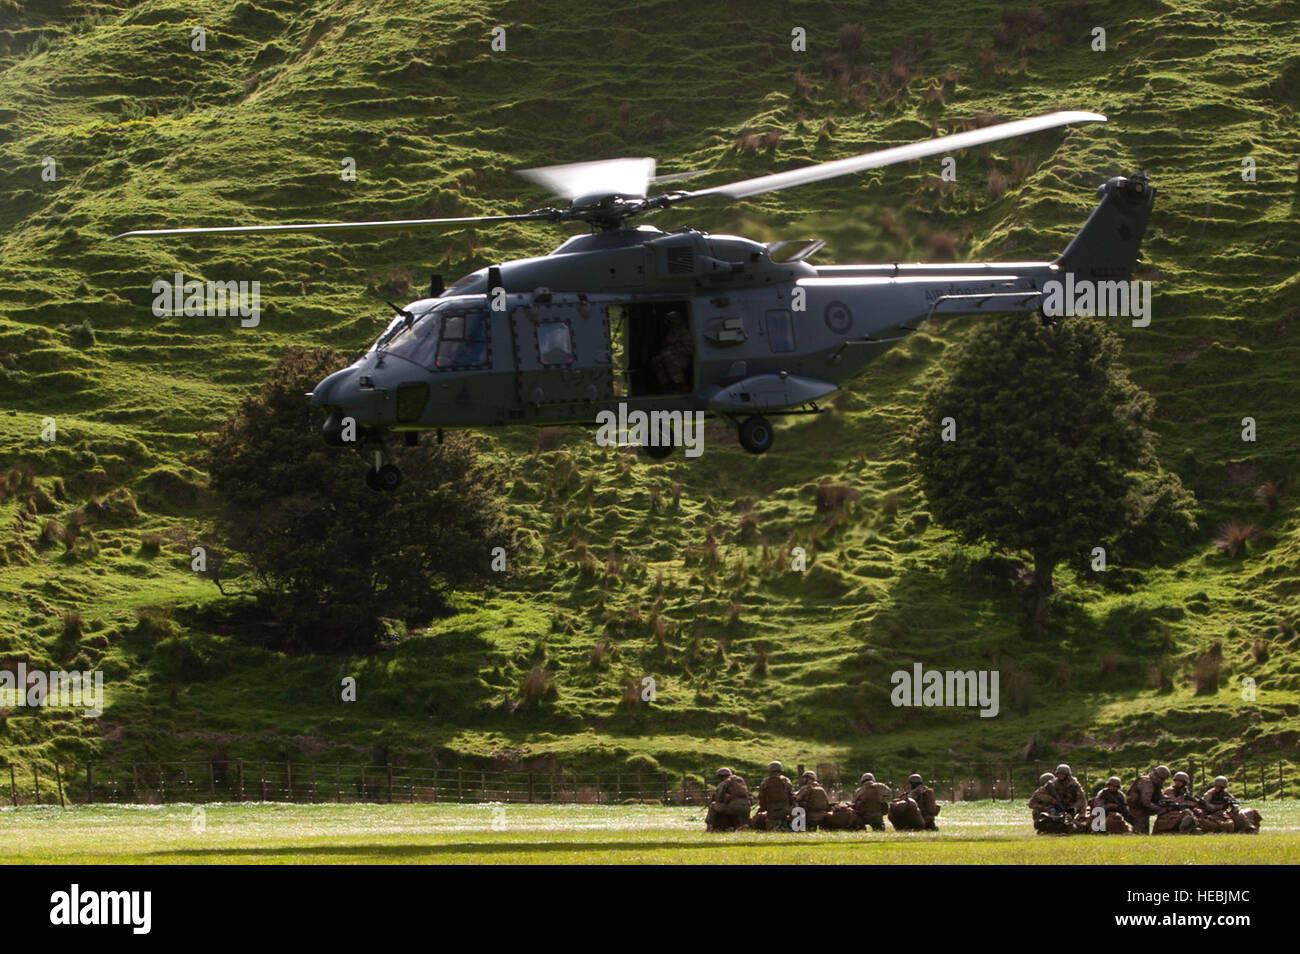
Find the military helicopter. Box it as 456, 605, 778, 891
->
117, 111, 1154, 490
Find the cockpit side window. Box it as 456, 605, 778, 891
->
435, 310, 490, 369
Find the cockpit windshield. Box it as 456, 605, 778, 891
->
370, 303, 490, 369
370, 310, 432, 354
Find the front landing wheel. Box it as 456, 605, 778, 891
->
366, 464, 403, 491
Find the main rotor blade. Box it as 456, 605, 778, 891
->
651, 168, 715, 184
681, 110, 1106, 200
518, 157, 655, 200
113, 211, 556, 239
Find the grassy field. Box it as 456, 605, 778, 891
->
0, 1, 1298, 779
3, 800, 1297, 864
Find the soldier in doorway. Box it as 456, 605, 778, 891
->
651, 309, 692, 393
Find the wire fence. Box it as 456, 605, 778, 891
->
2, 758, 1294, 808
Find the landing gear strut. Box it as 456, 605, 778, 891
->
737, 415, 774, 454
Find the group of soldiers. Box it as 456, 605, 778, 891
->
1028, 763, 1263, 835
705, 761, 941, 832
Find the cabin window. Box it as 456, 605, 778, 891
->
765, 309, 795, 353
435, 310, 490, 368
537, 320, 574, 365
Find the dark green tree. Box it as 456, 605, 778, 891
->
203, 346, 512, 645
912, 314, 1193, 594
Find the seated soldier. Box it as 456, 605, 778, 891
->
1158, 771, 1212, 834
1051, 763, 1089, 832
1030, 772, 1063, 833
1152, 777, 1202, 835
889, 773, 940, 831
852, 772, 892, 831
1091, 776, 1136, 833
1202, 776, 1262, 834
755, 760, 795, 831
705, 767, 751, 832
794, 770, 831, 831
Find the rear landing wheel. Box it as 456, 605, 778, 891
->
640, 441, 674, 460
738, 415, 774, 454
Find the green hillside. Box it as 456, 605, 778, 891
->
1, 0, 1298, 781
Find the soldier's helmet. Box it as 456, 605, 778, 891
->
768, 761, 783, 774
1054, 763, 1072, 777
1214, 775, 1228, 787
908, 773, 922, 785
1173, 771, 1190, 784
860, 773, 875, 783
1154, 765, 1171, 780
1107, 777, 1122, 787
1039, 773, 1054, 785
717, 767, 732, 779
802, 771, 817, 781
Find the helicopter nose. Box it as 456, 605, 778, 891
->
311, 366, 355, 407
312, 366, 363, 445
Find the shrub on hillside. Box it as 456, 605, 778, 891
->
202, 346, 512, 645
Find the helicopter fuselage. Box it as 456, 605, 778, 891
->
310, 225, 1056, 443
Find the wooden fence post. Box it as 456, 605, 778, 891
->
9, 764, 15, 806
33, 766, 40, 804
55, 764, 65, 807
387, 763, 393, 803
86, 763, 93, 805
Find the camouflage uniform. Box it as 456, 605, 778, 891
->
852, 778, 892, 831
1053, 775, 1088, 815
756, 770, 795, 831
1202, 783, 1260, 834
794, 775, 832, 831
705, 771, 751, 832
1126, 769, 1168, 835
1153, 781, 1204, 834
889, 776, 940, 831
1029, 780, 1062, 833
1092, 783, 1133, 834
